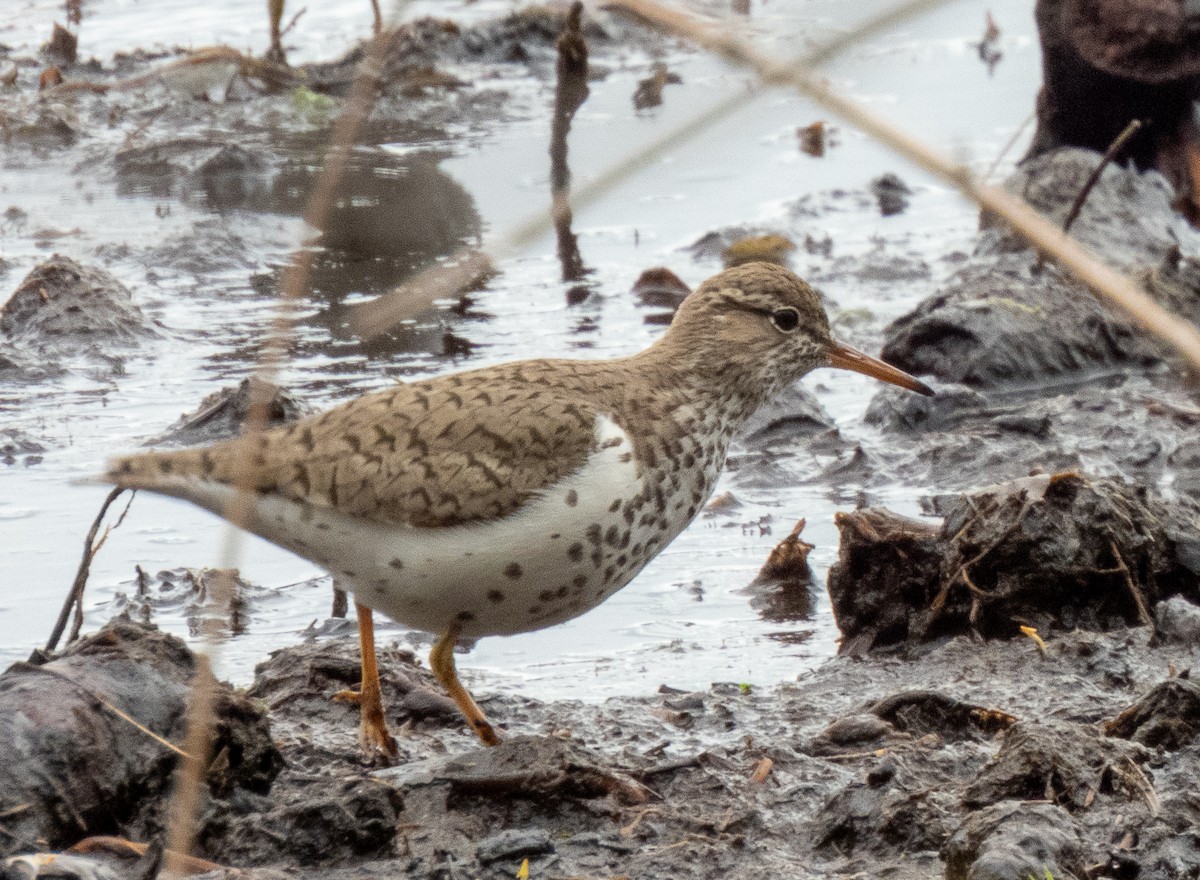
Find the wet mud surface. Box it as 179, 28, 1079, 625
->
4, 1, 1200, 878
5, 616, 1200, 880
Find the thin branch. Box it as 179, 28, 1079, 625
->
347, 0, 956, 337
160, 7, 410, 871
1062, 118, 1144, 234
46, 487, 127, 653
1108, 540, 1153, 627
604, 0, 1200, 374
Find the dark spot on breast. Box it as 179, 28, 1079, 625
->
158, 459, 173, 473
566, 489, 578, 507
623, 506, 636, 525
604, 565, 616, 583
316, 522, 330, 531
504, 562, 523, 579
341, 569, 357, 578
600, 436, 623, 449
568, 542, 584, 562
572, 574, 587, 591
487, 589, 505, 603
539, 589, 554, 602
617, 554, 628, 567
605, 525, 620, 546
389, 558, 404, 570
555, 586, 568, 598
457, 611, 475, 622
619, 452, 633, 464
550, 533, 561, 540
608, 499, 621, 513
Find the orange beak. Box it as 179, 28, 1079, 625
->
826, 340, 934, 396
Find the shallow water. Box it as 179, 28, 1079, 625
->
0, 0, 1040, 698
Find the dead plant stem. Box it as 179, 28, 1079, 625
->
607, 0, 1200, 373
1062, 118, 1144, 235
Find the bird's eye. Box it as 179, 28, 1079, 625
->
771, 308, 800, 333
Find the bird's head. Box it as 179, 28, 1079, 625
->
667, 261, 932, 397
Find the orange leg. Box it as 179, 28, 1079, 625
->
429, 622, 500, 746
333, 602, 398, 762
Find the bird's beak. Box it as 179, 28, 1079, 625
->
826, 339, 934, 396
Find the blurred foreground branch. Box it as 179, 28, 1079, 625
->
606, 0, 1200, 372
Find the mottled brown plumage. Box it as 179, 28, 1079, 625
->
104, 262, 931, 752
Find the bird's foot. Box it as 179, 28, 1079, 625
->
332, 687, 400, 765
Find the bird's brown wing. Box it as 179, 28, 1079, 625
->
106, 363, 606, 528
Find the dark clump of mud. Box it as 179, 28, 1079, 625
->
881, 149, 1200, 388
0, 255, 159, 376
0, 619, 280, 859
829, 472, 1200, 654
149, 377, 313, 447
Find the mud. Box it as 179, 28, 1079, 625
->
0, 255, 160, 377
5, 618, 1200, 880
882, 150, 1200, 388
0, 620, 279, 859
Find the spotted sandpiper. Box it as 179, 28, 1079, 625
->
104, 262, 931, 754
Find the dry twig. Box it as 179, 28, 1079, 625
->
1062, 118, 1145, 235
46, 487, 132, 652
605, 0, 1200, 373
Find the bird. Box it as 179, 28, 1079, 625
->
103, 261, 932, 756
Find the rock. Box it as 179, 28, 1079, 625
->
943, 801, 1085, 880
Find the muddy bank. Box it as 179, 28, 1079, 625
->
4, 616, 1200, 880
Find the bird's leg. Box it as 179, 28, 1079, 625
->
332, 601, 398, 762
430, 622, 501, 746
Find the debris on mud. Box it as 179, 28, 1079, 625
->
149, 377, 313, 447
828, 472, 1200, 654
741, 518, 817, 623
